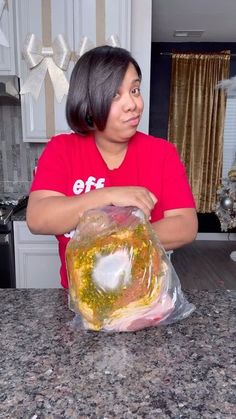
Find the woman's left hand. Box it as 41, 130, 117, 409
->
152, 208, 198, 250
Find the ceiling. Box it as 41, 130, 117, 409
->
152, 0, 236, 42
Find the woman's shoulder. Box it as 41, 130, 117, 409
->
50, 131, 86, 144
47, 132, 93, 153
135, 131, 176, 152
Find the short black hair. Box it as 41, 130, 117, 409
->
66, 45, 142, 135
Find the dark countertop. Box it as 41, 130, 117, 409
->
0, 289, 235, 419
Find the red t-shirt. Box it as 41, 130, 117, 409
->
31, 131, 195, 288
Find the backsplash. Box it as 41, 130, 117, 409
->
0, 104, 45, 195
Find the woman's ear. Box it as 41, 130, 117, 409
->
86, 115, 94, 127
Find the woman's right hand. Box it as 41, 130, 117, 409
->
106, 186, 157, 218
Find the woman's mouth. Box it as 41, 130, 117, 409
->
125, 116, 140, 126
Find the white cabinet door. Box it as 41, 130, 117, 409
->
14, 221, 61, 288
73, 0, 96, 46
16, 0, 75, 142
0, 0, 18, 75
16, 245, 61, 288
105, 0, 131, 50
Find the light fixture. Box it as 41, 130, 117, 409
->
173, 30, 205, 38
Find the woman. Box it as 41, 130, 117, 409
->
27, 45, 198, 288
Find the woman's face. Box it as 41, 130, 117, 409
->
95, 63, 144, 144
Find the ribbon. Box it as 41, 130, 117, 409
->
5, 80, 19, 98
106, 34, 121, 48
0, 0, 9, 47
76, 34, 121, 59
20, 33, 71, 102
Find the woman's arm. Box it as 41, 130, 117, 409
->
152, 208, 198, 250
26, 187, 157, 235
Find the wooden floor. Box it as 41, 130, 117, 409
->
171, 240, 236, 290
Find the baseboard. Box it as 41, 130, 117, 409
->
196, 233, 236, 241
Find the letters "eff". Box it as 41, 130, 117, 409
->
73, 176, 105, 195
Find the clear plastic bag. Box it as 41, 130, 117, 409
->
65, 206, 195, 332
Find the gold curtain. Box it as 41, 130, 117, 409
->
168, 52, 230, 212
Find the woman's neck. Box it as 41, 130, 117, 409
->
95, 134, 129, 170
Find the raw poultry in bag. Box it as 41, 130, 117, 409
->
66, 206, 195, 332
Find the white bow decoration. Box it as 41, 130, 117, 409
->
20, 33, 121, 102
20, 33, 71, 102
76, 34, 121, 58
0, 0, 9, 47
5, 80, 19, 97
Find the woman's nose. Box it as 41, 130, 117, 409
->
123, 94, 136, 111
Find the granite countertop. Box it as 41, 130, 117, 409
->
0, 289, 235, 419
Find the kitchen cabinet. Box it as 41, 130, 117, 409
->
16, 0, 76, 142
0, 0, 18, 75
13, 221, 61, 288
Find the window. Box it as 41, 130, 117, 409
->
222, 97, 236, 178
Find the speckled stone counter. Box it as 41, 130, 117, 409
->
0, 289, 235, 419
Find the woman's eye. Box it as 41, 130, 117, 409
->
113, 92, 120, 101
132, 87, 141, 96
